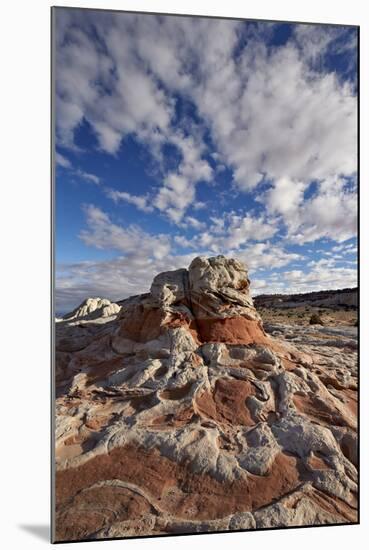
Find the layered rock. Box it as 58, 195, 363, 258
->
54, 256, 358, 542
113, 256, 266, 349
61, 297, 121, 322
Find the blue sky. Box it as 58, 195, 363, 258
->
54, 9, 358, 313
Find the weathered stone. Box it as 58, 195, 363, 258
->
62, 297, 121, 321
54, 256, 358, 541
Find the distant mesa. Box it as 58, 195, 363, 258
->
254, 287, 358, 309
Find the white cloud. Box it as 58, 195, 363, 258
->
290, 178, 357, 244
188, 29, 357, 190
264, 177, 305, 218
56, 242, 300, 313
293, 25, 339, 66
332, 242, 357, 255
193, 201, 207, 211
154, 173, 196, 223
55, 152, 71, 168
174, 235, 193, 248
75, 169, 101, 185
153, 133, 213, 222
56, 251, 195, 312
55, 13, 357, 222
237, 243, 300, 270
106, 189, 153, 213
250, 278, 268, 293
55, 152, 101, 184
284, 264, 357, 293
307, 257, 336, 269
181, 216, 206, 230
174, 213, 279, 252
55, 14, 173, 152
293, 24, 357, 74
55, 13, 213, 221
262, 176, 357, 244
79, 204, 170, 260
224, 214, 278, 249
54, 13, 357, 310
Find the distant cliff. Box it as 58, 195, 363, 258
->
254, 287, 358, 309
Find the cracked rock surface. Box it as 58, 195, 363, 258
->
54, 256, 357, 541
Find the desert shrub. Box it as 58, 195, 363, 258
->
309, 313, 324, 325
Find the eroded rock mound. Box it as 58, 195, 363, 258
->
54, 256, 358, 541
62, 297, 121, 322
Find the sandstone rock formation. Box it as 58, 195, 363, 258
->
61, 297, 121, 322
54, 256, 358, 542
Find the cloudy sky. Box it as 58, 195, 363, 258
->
54, 8, 358, 313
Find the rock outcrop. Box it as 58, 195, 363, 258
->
61, 297, 121, 322
54, 256, 358, 542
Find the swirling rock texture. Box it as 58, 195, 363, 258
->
54, 256, 358, 542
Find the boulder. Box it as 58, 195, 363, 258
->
62, 297, 121, 321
